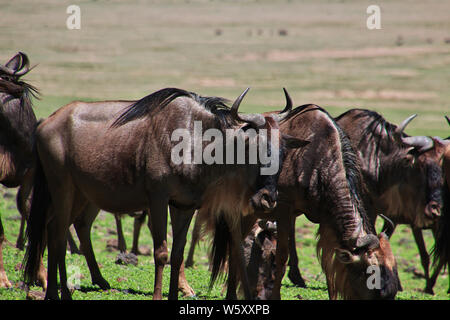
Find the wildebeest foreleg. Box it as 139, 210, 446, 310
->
148, 195, 169, 300
168, 206, 195, 299
411, 227, 431, 293
287, 216, 307, 288
426, 228, 443, 295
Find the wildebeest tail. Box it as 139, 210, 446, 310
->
23, 153, 51, 285
209, 212, 231, 290
432, 181, 450, 271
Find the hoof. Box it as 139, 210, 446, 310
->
93, 278, 111, 290
288, 268, 307, 288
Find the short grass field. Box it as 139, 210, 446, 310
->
0, 187, 448, 300
1, 0, 449, 300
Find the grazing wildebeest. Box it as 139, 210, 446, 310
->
286, 109, 448, 294
432, 116, 450, 294
336, 109, 448, 294
0, 52, 46, 289
207, 92, 401, 300
23, 87, 306, 300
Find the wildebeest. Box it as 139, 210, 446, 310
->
432, 116, 450, 294
286, 109, 447, 294
23, 87, 306, 300
207, 93, 401, 299
0, 52, 46, 289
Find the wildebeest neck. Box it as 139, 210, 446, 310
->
279, 105, 371, 244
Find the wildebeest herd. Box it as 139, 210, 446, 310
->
0, 52, 449, 300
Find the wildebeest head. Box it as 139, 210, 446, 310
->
0, 52, 37, 187
243, 88, 309, 213
393, 115, 447, 225
112, 87, 307, 216
318, 214, 401, 300
335, 109, 446, 228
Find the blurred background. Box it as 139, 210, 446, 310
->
1, 0, 449, 136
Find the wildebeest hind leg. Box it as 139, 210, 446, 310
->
45, 202, 72, 300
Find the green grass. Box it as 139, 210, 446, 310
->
0, 186, 448, 300
0, 0, 449, 300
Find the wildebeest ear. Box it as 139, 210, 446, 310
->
335, 248, 360, 264
282, 134, 310, 149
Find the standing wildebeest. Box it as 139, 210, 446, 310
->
432, 116, 450, 294
23, 87, 306, 300
0, 52, 46, 289
207, 93, 401, 300
286, 109, 447, 294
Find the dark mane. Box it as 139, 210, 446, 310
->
335, 123, 374, 234
111, 87, 232, 127
335, 108, 401, 156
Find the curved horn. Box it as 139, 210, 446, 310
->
271, 88, 294, 122
230, 88, 266, 127
280, 87, 293, 114
380, 214, 395, 238
231, 87, 250, 118
355, 234, 380, 250
395, 114, 417, 135
13, 52, 30, 77
401, 135, 434, 153
446, 115, 450, 126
